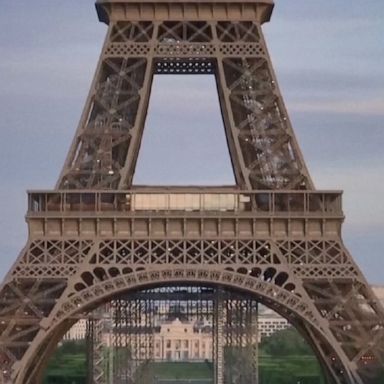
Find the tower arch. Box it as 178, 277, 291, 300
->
19, 268, 349, 384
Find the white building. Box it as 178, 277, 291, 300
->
154, 318, 212, 361
258, 307, 290, 338
62, 309, 290, 343
63, 319, 87, 340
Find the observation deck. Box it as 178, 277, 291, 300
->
27, 189, 343, 239
96, 0, 274, 23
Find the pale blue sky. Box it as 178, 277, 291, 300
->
0, 1, 383, 283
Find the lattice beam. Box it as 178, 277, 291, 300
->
57, 20, 312, 190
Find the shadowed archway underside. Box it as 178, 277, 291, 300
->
0, 1, 383, 383
9, 267, 354, 383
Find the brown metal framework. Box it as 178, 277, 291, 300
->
87, 286, 259, 384
0, 0, 383, 383
87, 309, 107, 384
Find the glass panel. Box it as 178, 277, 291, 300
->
324, 193, 340, 213
288, 193, 305, 212
255, 193, 270, 211
134, 194, 169, 210
65, 193, 80, 211
47, 193, 62, 211
220, 194, 236, 211
184, 193, 200, 211
30, 193, 44, 212
239, 194, 251, 211
81, 193, 96, 211
117, 193, 129, 211
154, 194, 168, 210
274, 193, 289, 212
308, 193, 323, 212
202, 194, 216, 210
100, 193, 116, 211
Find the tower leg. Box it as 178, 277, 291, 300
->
214, 288, 224, 384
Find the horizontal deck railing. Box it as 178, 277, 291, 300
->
27, 189, 343, 215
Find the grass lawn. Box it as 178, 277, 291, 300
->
150, 361, 213, 379
259, 355, 324, 384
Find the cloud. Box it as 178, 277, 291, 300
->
0, 50, 98, 100
311, 163, 384, 229
268, 1, 383, 25
343, 228, 384, 285
265, 3, 384, 81
277, 69, 384, 96
289, 99, 384, 116
311, 162, 384, 284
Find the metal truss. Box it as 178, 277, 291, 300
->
57, 15, 313, 190
0, 1, 383, 384
2, 212, 383, 383
107, 287, 215, 383
86, 308, 107, 384
107, 298, 154, 384
88, 286, 258, 384
212, 289, 259, 384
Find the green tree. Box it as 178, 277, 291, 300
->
260, 327, 312, 356
43, 340, 87, 384
259, 328, 324, 384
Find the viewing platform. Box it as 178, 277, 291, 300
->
26, 189, 344, 239
28, 189, 343, 216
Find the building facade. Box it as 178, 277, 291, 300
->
153, 318, 212, 361
258, 308, 290, 338
63, 319, 87, 341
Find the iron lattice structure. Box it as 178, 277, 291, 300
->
87, 286, 259, 384
0, 0, 383, 383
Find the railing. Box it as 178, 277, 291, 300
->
27, 190, 343, 215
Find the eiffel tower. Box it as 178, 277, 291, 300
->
1, 0, 383, 383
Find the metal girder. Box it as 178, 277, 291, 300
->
87, 311, 107, 384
